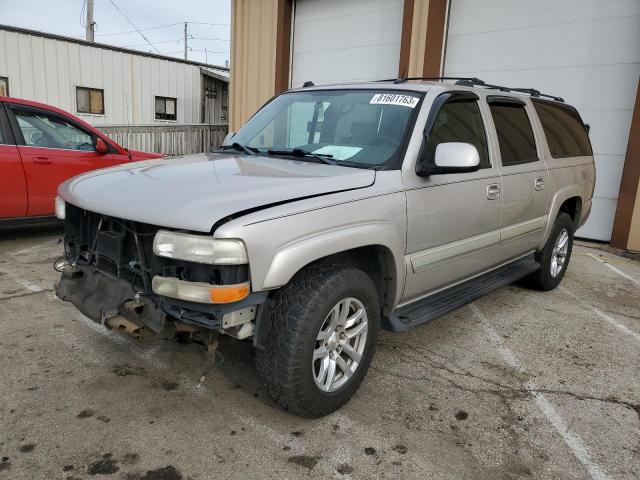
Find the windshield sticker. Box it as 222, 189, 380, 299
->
313, 145, 362, 161
370, 93, 419, 108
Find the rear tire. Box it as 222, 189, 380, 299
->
525, 212, 574, 291
255, 264, 380, 417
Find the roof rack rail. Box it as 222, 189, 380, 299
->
375, 76, 565, 103
509, 88, 564, 103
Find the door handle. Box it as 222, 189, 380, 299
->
33, 156, 52, 165
534, 177, 545, 191
487, 183, 501, 200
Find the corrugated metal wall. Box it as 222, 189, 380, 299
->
0, 29, 202, 125
230, 0, 279, 131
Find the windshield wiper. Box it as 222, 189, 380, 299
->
218, 142, 258, 156
267, 148, 337, 165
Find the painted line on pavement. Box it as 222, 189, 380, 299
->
560, 286, 640, 343
7, 237, 61, 256
469, 303, 609, 480
584, 253, 640, 287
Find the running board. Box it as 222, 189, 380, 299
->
386, 254, 540, 332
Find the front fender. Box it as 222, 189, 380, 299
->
261, 221, 406, 306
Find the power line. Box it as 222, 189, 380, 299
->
191, 37, 230, 42
95, 21, 230, 37
120, 38, 183, 48
108, 0, 161, 54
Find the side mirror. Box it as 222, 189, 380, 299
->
95, 137, 109, 155
417, 142, 480, 177
222, 131, 236, 145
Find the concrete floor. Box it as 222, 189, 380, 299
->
0, 226, 638, 480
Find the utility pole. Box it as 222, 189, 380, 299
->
204, 48, 208, 64
184, 22, 188, 59
85, 0, 96, 42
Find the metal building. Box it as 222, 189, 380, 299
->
229, 0, 640, 250
0, 24, 229, 154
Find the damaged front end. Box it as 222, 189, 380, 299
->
55, 204, 267, 343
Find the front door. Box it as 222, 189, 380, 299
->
486, 97, 548, 259
7, 104, 116, 216
402, 92, 503, 303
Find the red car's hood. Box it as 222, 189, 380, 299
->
126, 149, 164, 160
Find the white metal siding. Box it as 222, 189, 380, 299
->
444, 0, 640, 241
291, 0, 404, 88
0, 30, 203, 125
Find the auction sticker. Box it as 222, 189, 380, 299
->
370, 93, 419, 108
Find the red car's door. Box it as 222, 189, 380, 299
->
7, 104, 117, 216
0, 104, 28, 218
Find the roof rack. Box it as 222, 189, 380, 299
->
377, 76, 564, 102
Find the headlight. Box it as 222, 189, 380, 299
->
152, 230, 248, 265
152, 276, 250, 304
54, 196, 66, 220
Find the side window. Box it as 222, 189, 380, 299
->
424, 98, 490, 168
11, 107, 95, 151
532, 100, 592, 158
0, 77, 8, 96
488, 101, 537, 166
155, 96, 177, 121
76, 87, 104, 114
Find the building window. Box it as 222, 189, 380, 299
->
155, 96, 177, 121
76, 87, 105, 114
0, 77, 9, 96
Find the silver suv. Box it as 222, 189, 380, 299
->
55, 78, 595, 417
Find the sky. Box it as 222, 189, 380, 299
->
0, 0, 231, 67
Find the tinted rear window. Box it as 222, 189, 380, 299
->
533, 100, 592, 158
488, 102, 538, 166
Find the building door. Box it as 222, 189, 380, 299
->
291, 0, 405, 88
443, 0, 640, 241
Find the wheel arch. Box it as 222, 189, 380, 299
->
259, 223, 405, 315
538, 186, 584, 249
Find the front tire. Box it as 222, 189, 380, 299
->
256, 264, 380, 417
525, 212, 574, 291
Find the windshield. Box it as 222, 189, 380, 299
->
231, 89, 424, 169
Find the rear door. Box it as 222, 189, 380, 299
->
486, 97, 549, 259
6, 104, 117, 216
0, 102, 28, 218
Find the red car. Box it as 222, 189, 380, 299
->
0, 96, 162, 225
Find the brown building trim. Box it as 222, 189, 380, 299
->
611, 79, 640, 249
398, 0, 415, 78
422, 0, 448, 77
274, 0, 293, 93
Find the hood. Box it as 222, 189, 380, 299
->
127, 149, 164, 160
59, 152, 375, 232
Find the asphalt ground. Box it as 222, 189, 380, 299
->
0, 225, 638, 480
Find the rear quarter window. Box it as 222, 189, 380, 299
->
532, 100, 592, 158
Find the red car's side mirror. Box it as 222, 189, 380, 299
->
95, 137, 109, 155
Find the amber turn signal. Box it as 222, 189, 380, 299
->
209, 283, 250, 304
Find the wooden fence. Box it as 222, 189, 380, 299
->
98, 124, 229, 156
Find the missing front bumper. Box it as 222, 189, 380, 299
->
55, 265, 268, 334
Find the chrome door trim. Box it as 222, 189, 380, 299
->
410, 229, 501, 273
